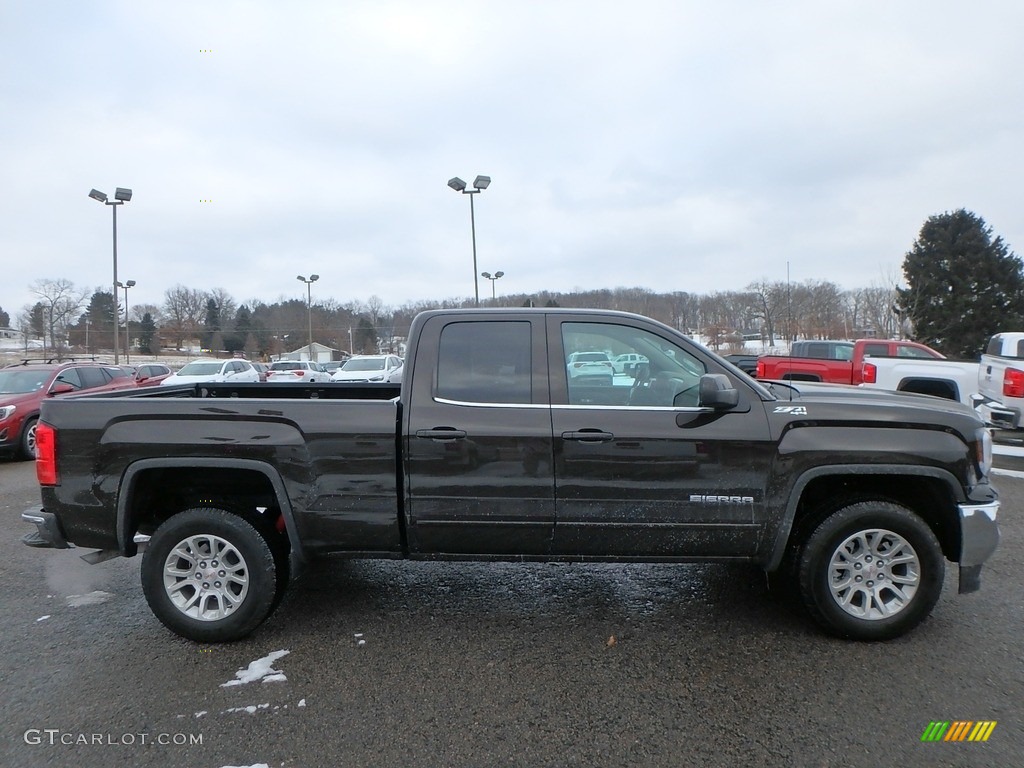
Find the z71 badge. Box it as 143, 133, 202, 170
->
773, 405, 808, 415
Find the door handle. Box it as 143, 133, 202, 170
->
561, 430, 614, 443
416, 428, 467, 441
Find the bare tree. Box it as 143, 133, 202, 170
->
30, 279, 88, 359
163, 285, 207, 350
746, 280, 789, 345
207, 287, 238, 327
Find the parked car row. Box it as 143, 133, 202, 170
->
1, 355, 404, 461
157, 356, 404, 386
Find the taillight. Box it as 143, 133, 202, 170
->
862, 362, 877, 384
1004, 368, 1024, 398
35, 422, 58, 486
755, 360, 765, 378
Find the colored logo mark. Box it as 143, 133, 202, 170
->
921, 721, 997, 742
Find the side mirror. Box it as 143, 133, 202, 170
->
699, 374, 739, 409
49, 382, 76, 395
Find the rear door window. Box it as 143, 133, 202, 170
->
437, 321, 532, 404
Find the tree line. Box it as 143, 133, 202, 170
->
4, 209, 1021, 361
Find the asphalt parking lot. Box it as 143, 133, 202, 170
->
1, 452, 1021, 768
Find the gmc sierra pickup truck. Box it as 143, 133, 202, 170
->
975, 332, 1024, 429
22, 308, 999, 644
756, 339, 945, 384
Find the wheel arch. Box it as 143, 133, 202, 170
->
897, 377, 959, 402
117, 458, 304, 565
766, 465, 964, 571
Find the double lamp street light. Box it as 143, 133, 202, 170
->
481, 270, 504, 300
447, 174, 490, 307
89, 187, 132, 364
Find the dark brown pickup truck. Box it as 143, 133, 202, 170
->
22, 308, 999, 643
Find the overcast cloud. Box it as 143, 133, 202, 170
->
2, 1, 1022, 318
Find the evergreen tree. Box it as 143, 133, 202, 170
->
354, 317, 378, 353
0, 306, 9, 327
202, 298, 221, 350
30, 303, 45, 339
898, 209, 1024, 358
85, 291, 118, 352
138, 312, 157, 354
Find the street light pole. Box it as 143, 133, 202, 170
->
447, 175, 491, 307
117, 280, 136, 363
89, 187, 132, 364
296, 274, 319, 360
481, 270, 505, 300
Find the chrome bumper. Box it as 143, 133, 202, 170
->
958, 499, 999, 593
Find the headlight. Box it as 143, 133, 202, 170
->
975, 427, 993, 479
0, 405, 15, 421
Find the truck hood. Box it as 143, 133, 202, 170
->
765, 379, 984, 438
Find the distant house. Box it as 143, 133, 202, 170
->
276, 342, 337, 364
0, 326, 18, 340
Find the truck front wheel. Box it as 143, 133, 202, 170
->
141, 508, 279, 642
797, 501, 944, 641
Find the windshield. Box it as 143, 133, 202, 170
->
342, 358, 386, 371
176, 361, 223, 376
0, 370, 49, 394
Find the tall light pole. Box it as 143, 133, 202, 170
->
89, 187, 132, 364
117, 280, 136, 363
481, 270, 505, 300
447, 175, 491, 307
296, 274, 319, 360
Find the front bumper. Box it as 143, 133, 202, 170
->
957, 499, 999, 593
21, 509, 71, 549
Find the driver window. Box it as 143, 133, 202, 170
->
561, 322, 705, 407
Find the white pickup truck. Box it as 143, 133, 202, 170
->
975, 332, 1024, 429
859, 355, 980, 407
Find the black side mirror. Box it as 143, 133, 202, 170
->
699, 374, 739, 409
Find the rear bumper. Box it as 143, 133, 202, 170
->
972, 394, 1020, 430
957, 499, 999, 593
21, 509, 71, 549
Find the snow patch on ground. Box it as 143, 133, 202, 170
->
221, 650, 290, 687
66, 591, 115, 607
36, 615, 50, 622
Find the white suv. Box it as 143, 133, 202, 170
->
266, 361, 329, 383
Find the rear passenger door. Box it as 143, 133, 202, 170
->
404, 315, 555, 556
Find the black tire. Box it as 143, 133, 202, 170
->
141, 508, 279, 642
797, 501, 944, 641
19, 417, 38, 461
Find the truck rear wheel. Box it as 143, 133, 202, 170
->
141, 508, 279, 642
797, 501, 944, 641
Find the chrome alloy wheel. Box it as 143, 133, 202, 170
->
827, 528, 920, 620
162, 534, 250, 621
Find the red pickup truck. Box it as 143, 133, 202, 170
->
756, 339, 944, 384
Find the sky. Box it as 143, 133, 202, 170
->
2, 0, 1023, 321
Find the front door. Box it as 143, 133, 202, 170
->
549, 317, 773, 558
